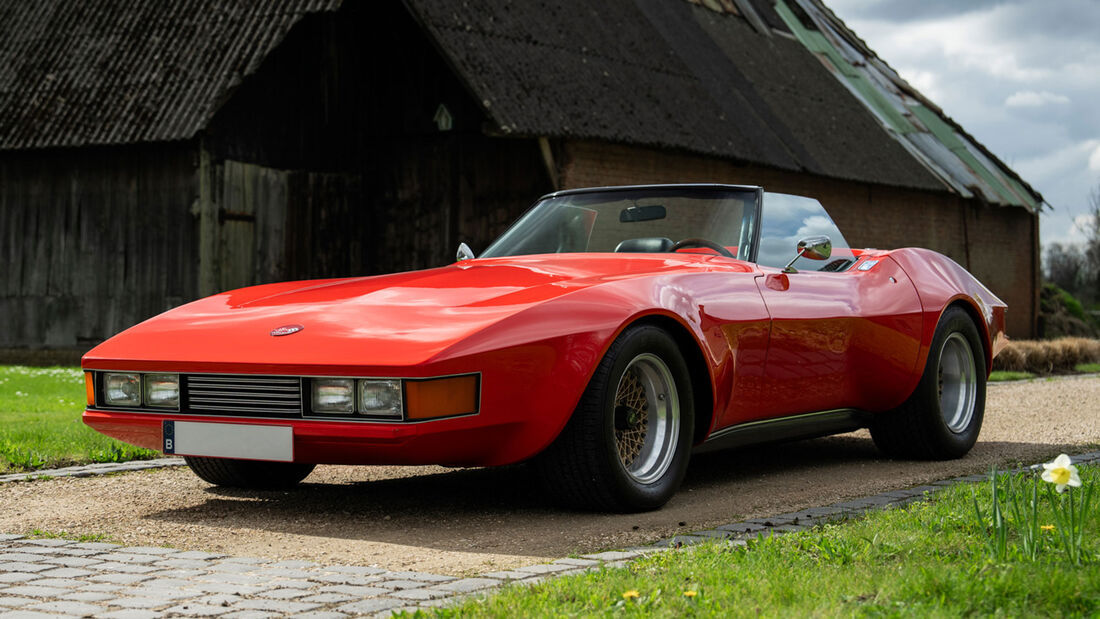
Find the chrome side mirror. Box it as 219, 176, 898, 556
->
456, 242, 475, 262
782, 235, 831, 273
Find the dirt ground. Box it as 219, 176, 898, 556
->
1, 376, 1097, 576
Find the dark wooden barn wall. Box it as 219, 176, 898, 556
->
0, 144, 199, 350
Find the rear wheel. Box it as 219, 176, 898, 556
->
870, 306, 986, 459
184, 457, 315, 489
536, 325, 694, 512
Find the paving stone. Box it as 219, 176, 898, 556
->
334, 598, 405, 614
104, 597, 170, 610
87, 562, 159, 574
0, 562, 53, 573
216, 557, 270, 565
97, 554, 160, 565
480, 571, 537, 581
263, 580, 316, 590
199, 573, 271, 586
255, 588, 312, 600
581, 550, 641, 561
148, 570, 205, 579
378, 571, 454, 582
2, 585, 69, 597
21, 539, 71, 548
428, 578, 499, 593
323, 565, 386, 576
0, 572, 39, 583
288, 613, 349, 619
0, 535, 25, 542
651, 535, 708, 548
689, 529, 735, 540
715, 522, 769, 534
208, 563, 259, 574
58, 591, 116, 603
135, 578, 194, 589
267, 561, 315, 570
116, 548, 177, 557
373, 579, 426, 591
79, 584, 125, 593
0, 597, 37, 608
163, 603, 235, 616
87, 573, 154, 585
189, 583, 267, 596
170, 551, 224, 561
306, 573, 382, 585
32, 578, 89, 588
553, 558, 601, 567
192, 594, 244, 606
70, 543, 119, 551
40, 568, 94, 579
256, 568, 314, 579
388, 588, 451, 601
94, 610, 164, 619
318, 585, 389, 597
297, 593, 357, 604
42, 557, 104, 568
513, 563, 577, 575
223, 612, 278, 619
26, 601, 107, 615
233, 599, 321, 613
125, 588, 198, 601
0, 553, 45, 562
152, 559, 208, 570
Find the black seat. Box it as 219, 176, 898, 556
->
614, 237, 675, 253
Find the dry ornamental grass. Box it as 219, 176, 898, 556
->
993, 337, 1100, 374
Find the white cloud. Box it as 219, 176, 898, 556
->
1090, 143, 1100, 172
1005, 90, 1071, 107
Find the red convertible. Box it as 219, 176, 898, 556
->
82, 184, 1006, 512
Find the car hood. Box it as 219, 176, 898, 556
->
84, 254, 748, 372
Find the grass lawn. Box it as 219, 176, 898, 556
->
0, 366, 159, 473
431, 466, 1100, 617
989, 370, 1036, 382
1078, 363, 1100, 374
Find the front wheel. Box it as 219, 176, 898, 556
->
870, 306, 987, 459
536, 325, 694, 512
185, 457, 315, 489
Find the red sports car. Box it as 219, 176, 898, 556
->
82, 184, 1006, 512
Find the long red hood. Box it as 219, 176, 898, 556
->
83, 254, 744, 373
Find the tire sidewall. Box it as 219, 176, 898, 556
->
920, 307, 987, 457
596, 326, 694, 511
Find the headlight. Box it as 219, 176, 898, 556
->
358, 380, 403, 417
312, 378, 354, 413
144, 374, 180, 408
104, 373, 142, 407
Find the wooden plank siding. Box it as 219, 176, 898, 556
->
0, 144, 198, 349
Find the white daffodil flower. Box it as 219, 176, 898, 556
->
1041, 454, 1082, 493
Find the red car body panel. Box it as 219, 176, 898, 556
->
83, 247, 1006, 467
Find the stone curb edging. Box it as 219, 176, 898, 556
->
2, 451, 1099, 617
0, 458, 185, 484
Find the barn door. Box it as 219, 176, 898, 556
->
216, 160, 289, 292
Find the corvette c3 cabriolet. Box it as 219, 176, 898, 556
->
82, 184, 1006, 512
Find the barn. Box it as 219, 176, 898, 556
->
0, 0, 1043, 361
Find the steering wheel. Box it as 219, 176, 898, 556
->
669, 238, 736, 259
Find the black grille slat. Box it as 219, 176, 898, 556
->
184, 374, 303, 417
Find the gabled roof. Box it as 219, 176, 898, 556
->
0, 0, 1042, 210
0, 0, 340, 149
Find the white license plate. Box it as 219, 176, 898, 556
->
163, 421, 293, 462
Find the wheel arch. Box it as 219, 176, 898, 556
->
627, 314, 714, 446
944, 298, 993, 376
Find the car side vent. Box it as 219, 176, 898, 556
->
184, 374, 302, 417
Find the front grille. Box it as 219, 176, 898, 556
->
185, 374, 303, 417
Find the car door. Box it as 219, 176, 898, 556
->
747, 193, 923, 421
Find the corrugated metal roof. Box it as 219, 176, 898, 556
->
776, 0, 1043, 211
0, 0, 341, 150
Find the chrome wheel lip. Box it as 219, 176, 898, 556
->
939, 332, 977, 434
614, 353, 680, 485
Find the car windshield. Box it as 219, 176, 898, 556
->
756, 192, 857, 272
480, 186, 758, 261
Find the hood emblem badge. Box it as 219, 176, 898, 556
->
270, 324, 304, 337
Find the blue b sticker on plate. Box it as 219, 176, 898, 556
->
162, 420, 176, 454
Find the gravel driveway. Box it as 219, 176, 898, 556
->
2, 376, 1097, 576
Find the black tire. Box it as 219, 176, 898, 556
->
870, 306, 987, 459
184, 457, 315, 489
536, 325, 694, 512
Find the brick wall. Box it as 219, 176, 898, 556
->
560, 140, 1037, 337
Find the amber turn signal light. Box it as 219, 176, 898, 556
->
404, 375, 479, 420
84, 371, 95, 406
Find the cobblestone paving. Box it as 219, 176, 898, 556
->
3, 451, 1098, 617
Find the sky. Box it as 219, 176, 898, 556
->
826, 0, 1100, 249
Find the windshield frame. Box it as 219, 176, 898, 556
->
479, 184, 764, 261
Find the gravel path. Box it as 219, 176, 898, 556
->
2, 376, 1098, 577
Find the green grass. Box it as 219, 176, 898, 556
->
0, 366, 159, 473
989, 370, 1036, 382
428, 468, 1100, 618
28, 529, 117, 543
1077, 363, 1100, 374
